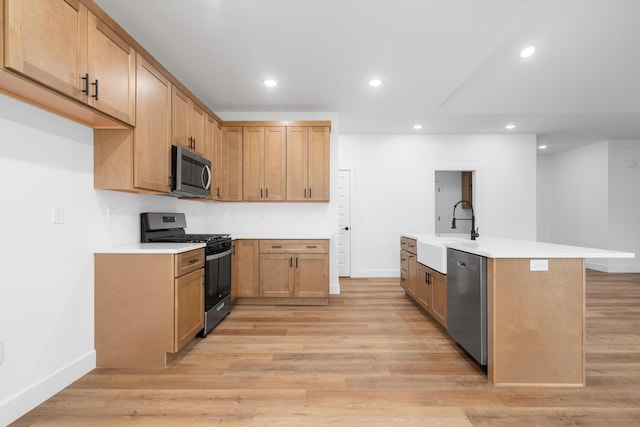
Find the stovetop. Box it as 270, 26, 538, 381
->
148, 234, 230, 244
140, 212, 231, 245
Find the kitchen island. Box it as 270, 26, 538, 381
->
401, 233, 634, 387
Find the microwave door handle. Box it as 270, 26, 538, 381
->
202, 164, 212, 190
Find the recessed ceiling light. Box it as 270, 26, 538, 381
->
263, 79, 277, 88
413, 124, 423, 130
520, 46, 536, 58
368, 79, 382, 87
505, 124, 516, 130
538, 145, 547, 150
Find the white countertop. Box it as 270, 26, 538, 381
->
232, 234, 331, 240
402, 233, 635, 259
95, 242, 206, 254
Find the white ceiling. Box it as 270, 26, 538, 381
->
94, 0, 640, 155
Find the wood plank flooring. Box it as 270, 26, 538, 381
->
12, 271, 640, 426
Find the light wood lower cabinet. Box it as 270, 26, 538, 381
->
429, 266, 447, 327
95, 249, 204, 368
400, 238, 447, 329
233, 239, 329, 305
232, 239, 259, 300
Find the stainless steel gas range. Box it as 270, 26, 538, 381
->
140, 212, 232, 336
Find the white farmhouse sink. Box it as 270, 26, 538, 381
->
417, 235, 471, 274
417, 240, 449, 274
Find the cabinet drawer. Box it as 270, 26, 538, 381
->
400, 237, 417, 254
400, 250, 409, 271
260, 239, 328, 254
175, 249, 205, 277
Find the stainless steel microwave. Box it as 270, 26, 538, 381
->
170, 145, 211, 198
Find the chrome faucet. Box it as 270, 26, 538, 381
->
451, 200, 479, 240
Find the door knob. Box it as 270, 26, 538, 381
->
342, 226, 350, 231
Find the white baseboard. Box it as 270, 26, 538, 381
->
586, 260, 640, 273
0, 350, 96, 426
350, 269, 399, 278
330, 282, 341, 294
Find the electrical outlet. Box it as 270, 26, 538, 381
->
530, 259, 549, 271
107, 207, 116, 223
52, 205, 64, 224
0, 341, 4, 366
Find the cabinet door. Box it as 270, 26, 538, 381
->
87, 12, 135, 125
259, 253, 294, 297
4, 0, 87, 101
295, 253, 328, 298
429, 268, 447, 328
210, 121, 223, 200
286, 127, 308, 201
243, 127, 264, 201
188, 102, 205, 155
171, 87, 190, 150
416, 263, 431, 311
461, 171, 473, 209
133, 54, 171, 192
232, 240, 260, 299
406, 254, 418, 298
174, 268, 204, 352
263, 127, 287, 201
221, 127, 243, 201
307, 127, 330, 201
400, 249, 409, 290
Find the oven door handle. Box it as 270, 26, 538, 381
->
206, 248, 232, 261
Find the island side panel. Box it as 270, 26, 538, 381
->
488, 258, 585, 386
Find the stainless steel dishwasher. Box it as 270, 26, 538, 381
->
447, 248, 487, 365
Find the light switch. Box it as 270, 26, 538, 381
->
530, 259, 549, 271
52, 205, 64, 224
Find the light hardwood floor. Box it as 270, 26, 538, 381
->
12, 271, 640, 426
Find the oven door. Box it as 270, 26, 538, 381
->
204, 248, 232, 311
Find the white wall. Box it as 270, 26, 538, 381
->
538, 140, 640, 272
0, 96, 339, 425
608, 141, 640, 271
536, 155, 552, 243
547, 142, 610, 250
339, 134, 537, 277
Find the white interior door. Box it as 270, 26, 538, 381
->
435, 179, 446, 233
338, 169, 351, 277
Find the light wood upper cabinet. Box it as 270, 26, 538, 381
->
86, 11, 136, 125
172, 87, 205, 155
94, 53, 171, 193
461, 171, 473, 209
4, 0, 87, 101
208, 118, 222, 200
286, 126, 330, 201
221, 127, 243, 201
4, 0, 136, 126
243, 127, 286, 201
